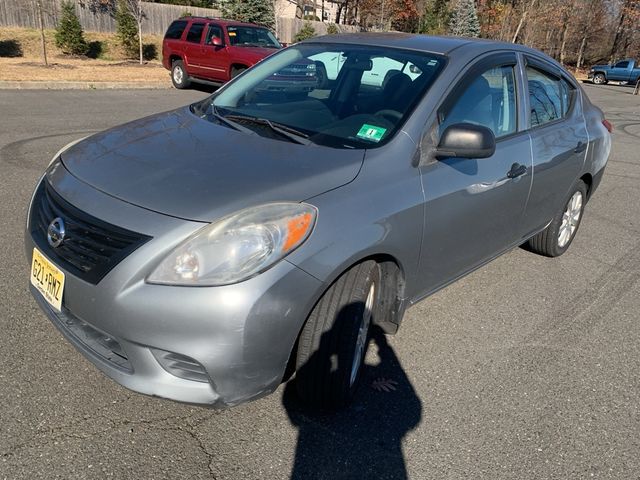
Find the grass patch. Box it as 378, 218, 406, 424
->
0, 26, 163, 62
0, 27, 169, 84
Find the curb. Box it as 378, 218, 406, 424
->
0, 81, 171, 90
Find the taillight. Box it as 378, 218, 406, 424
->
602, 119, 613, 133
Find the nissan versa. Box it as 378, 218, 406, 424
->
26, 34, 611, 410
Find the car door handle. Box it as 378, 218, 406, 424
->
507, 163, 527, 179
574, 141, 587, 153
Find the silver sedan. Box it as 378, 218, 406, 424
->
26, 33, 611, 410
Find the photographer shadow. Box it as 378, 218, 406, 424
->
283, 325, 422, 480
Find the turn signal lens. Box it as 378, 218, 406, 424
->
602, 119, 613, 133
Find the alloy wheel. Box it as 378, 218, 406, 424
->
558, 191, 583, 248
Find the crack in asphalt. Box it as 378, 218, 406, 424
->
181, 422, 218, 480
1, 408, 214, 462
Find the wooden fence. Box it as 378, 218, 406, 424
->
0, 0, 222, 35
0, 0, 359, 42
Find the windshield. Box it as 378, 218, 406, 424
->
227, 26, 281, 48
194, 43, 445, 149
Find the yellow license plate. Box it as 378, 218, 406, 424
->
30, 247, 65, 312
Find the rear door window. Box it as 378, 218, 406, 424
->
165, 20, 188, 40
526, 66, 563, 127
186, 23, 205, 44
560, 78, 576, 116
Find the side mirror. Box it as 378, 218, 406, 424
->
435, 123, 496, 159
211, 37, 223, 47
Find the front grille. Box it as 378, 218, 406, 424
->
29, 180, 151, 284
34, 290, 133, 373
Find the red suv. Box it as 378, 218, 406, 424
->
162, 17, 282, 89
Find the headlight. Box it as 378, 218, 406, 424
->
147, 203, 317, 286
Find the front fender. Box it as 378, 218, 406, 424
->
286, 134, 425, 300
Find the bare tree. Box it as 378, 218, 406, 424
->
609, 0, 628, 61
512, 0, 537, 43
17, 0, 57, 66
35, 0, 49, 66
123, 0, 145, 65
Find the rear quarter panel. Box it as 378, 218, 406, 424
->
582, 91, 612, 178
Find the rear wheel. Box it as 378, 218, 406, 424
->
593, 73, 607, 85
171, 60, 190, 89
295, 261, 380, 410
231, 66, 247, 79
526, 180, 587, 257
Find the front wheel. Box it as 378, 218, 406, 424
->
526, 180, 588, 257
593, 73, 607, 85
295, 261, 380, 410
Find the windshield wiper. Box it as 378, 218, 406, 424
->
225, 114, 312, 145
206, 106, 256, 135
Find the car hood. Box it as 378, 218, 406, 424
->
231, 46, 279, 60
591, 64, 609, 70
61, 107, 365, 222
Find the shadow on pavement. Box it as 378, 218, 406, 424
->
283, 325, 422, 480
189, 83, 220, 94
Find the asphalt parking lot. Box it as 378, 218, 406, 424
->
0, 84, 639, 479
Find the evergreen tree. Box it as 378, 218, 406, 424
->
116, 0, 139, 58
421, 0, 450, 35
222, 0, 275, 29
293, 22, 316, 42
449, 0, 480, 38
326, 23, 339, 35
55, 1, 87, 55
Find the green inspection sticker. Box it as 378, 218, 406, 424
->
356, 124, 387, 142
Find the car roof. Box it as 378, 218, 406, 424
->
305, 32, 538, 56
303, 32, 572, 75
180, 16, 270, 29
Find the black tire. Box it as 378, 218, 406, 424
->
315, 61, 328, 89
295, 261, 380, 410
593, 73, 607, 85
171, 60, 190, 89
231, 66, 247, 79
526, 180, 588, 257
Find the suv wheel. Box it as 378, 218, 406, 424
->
171, 60, 190, 89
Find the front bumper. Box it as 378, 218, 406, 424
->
26, 166, 323, 407
256, 78, 316, 93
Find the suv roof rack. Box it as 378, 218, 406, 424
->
186, 16, 241, 22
